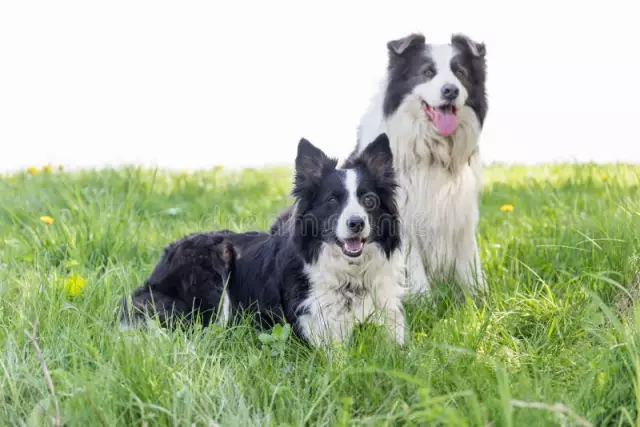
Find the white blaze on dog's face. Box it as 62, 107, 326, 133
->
334, 169, 372, 257
383, 33, 487, 137
412, 44, 468, 136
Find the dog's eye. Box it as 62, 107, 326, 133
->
454, 67, 468, 78
423, 67, 436, 78
327, 196, 338, 204
362, 195, 377, 210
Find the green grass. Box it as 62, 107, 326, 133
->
1, 163, 640, 426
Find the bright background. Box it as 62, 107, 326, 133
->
1, 1, 638, 172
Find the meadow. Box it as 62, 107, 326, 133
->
0, 163, 639, 426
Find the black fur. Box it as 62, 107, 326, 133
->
121, 134, 401, 343
119, 232, 236, 328
450, 33, 488, 126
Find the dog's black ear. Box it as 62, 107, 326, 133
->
292, 138, 337, 200
387, 33, 425, 56
451, 33, 486, 58
358, 133, 394, 181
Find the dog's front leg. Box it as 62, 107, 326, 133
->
405, 239, 430, 294
385, 306, 406, 345
297, 309, 352, 348
370, 303, 405, 345
454, 235, 485, 297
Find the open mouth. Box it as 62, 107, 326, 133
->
421, 101, 458, 136
340, 237, 365, 258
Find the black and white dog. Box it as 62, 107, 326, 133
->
351, 33, 488, 296
120, 134, 407, 346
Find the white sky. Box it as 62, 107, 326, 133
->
1, 1, 639, 172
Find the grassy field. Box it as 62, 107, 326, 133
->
1, 163, 639, 426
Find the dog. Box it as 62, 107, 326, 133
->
120, 133, 407, 347
349, 32, 488, 296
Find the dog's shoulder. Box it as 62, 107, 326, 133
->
269, 205, 295, 235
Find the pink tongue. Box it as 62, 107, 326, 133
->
344, 238, 363, 252
434, 109, 457, 136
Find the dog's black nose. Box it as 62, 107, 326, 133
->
346, 216, 365, 233
441, 84, 460, 101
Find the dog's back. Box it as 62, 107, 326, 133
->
119, 232, 237, 329
119, 229, 291, 330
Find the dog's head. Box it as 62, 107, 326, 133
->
383, 32, 488, 136
291, 133, 400, 262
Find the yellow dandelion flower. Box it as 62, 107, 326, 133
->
414, 331, 428, 342
63, 273, 86, 297
601, 173, 609, 181
42, 165, 53, 173
27, 167, 38, 175
500, 204, 514, 213
597, 371, 607, 387
39, 216, 55, 224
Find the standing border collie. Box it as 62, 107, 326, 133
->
120, 134, 407, 346
351, 32, 488, 296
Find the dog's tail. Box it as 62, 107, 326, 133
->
116, 286, 149, 331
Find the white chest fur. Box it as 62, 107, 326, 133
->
296, 243, 406, 346
389, 105, 484, 293
390, 106, 481, 250
358, 99, 485, 294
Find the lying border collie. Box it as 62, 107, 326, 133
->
120, 134, 407, 346
351, 32, 488, 296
